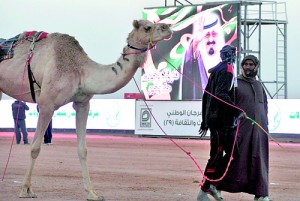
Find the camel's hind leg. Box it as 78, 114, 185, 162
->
73, 101, 105, 201
19, 105, 54, 198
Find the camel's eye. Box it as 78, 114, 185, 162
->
161, 24, 169, 31
144, 26, 152, 32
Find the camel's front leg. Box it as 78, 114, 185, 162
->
19, 159, 37, 198
19, 107, 53, 198
73, 101, 105, 201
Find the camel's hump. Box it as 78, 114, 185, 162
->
14, 31, 81, 49
45, 32, 85, 53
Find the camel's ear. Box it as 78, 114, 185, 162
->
133, 20, 140, 29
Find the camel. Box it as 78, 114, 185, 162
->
0, 19, 172, 200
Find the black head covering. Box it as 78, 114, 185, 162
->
241, 55, 259, 78
241, 55, 259, 68
220, 45, 236, 64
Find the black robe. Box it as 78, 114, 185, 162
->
217, 75, 269, 197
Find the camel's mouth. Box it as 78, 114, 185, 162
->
162, 29, 173, 41
164, 32, 173, 40
151, 31, 173, 44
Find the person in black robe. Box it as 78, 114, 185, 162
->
197, 45, 243, 201
217, 55, 269, 201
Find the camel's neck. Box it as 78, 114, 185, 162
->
81, 46, 148, 95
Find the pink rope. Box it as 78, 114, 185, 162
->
1, 53, 33, 181
201, 121, 241, 185
133, 47, 241, 183
133, 76, 242, 185
133, 78, 206, 177
135, 48, 282, 186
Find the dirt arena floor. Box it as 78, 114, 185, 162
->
1, 132, 300, 201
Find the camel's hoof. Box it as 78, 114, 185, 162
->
19, 188, 37, 198
87, 197, 105, 201
87, 196, 105, 201
87, 191, 105, 201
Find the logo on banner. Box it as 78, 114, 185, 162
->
268, 102, 281, 131
140, 108, 151, 127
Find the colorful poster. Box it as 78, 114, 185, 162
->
141, 3, 239, 100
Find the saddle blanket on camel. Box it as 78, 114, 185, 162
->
0, 31, 48, 62
0, 31, 48, 102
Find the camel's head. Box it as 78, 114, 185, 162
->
127, 20, 173, 48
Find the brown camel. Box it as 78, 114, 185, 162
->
0, 20, 172, 200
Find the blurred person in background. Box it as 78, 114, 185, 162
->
37, 105, 53, 145
12, 100, 30, 144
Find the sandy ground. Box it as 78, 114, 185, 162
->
0, 132, 300, 201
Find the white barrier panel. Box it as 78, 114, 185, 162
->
1, 99, 300, 134
135, 99, 300, 136
0, 99, 135, 130
135, 101, 202, 136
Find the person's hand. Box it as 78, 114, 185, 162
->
192, 14, 205, 51
238, 112, 247, 120
199, 122, 208, 139
199, 128, 208, 139
194, 49, 201, 59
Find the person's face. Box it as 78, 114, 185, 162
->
242, 59, 257, 77
243, 60, 255, 69
203, 28, 218, 55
